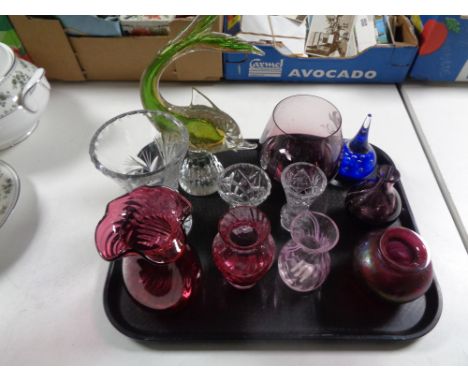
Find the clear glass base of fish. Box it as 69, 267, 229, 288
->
179, 150, 224, 196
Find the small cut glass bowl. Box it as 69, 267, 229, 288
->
218, 163, 272, 207
89, 109, 189, 191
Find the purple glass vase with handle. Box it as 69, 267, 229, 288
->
278, 211, 340, 292
345, 165, 402, 226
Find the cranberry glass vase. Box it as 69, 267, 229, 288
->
259, 95, 343, 182
345, 165, 402, 226
354, 227, 433, 303
95, 186, 201, 310
278, 211, 339, 292
212, 206, 276, 289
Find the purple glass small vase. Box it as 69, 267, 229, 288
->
354, 226, 433, 303
345, 165, 402, 226
95, 186, 201, 310
278, 211, 339, 292
212, 206, 276, 289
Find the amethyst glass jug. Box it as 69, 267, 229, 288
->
345, 165, 402, 226
95, 186, 201, 310
354, 226, 433, 303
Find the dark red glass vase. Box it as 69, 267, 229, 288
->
354, 226, 433, 303
212, 206, 276, 289
95, 186, 201, 310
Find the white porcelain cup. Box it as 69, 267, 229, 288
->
0, 42, 50, 150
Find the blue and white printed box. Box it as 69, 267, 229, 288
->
223, 16, 418, 83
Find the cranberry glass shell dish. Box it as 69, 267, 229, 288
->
95, 186, 192, 264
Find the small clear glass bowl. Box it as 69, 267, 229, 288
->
218, 163, 272, 207
89, 110, 189, 191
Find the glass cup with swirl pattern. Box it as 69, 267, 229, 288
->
278, 211, 339, 292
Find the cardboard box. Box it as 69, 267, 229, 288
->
9, 16, 223, 81
223, 16, 418, 83
409, 16, 468, 82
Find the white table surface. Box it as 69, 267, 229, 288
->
0, 82, 467, 365
400, 83, 468, 251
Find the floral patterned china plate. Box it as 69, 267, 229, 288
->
0, 160, 20, 228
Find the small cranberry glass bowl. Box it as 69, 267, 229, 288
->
354, 226, 433, 303
212, 206, 276, 289
218, 163, 272, 207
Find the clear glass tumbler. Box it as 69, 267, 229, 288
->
89, 109, 189, 191
280, 162, 327, 231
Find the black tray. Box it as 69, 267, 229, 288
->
103, 142, 442, 341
